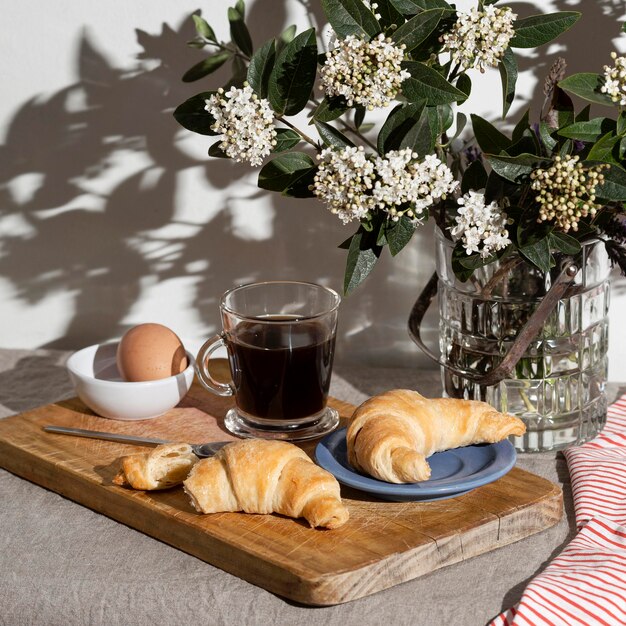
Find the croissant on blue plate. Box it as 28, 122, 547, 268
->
346, 389, 526, 484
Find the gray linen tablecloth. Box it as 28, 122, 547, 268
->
1, 349, 622, 626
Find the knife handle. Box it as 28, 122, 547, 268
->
43, 425, 171, 447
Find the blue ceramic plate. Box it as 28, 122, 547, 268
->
315, 428, 517, 502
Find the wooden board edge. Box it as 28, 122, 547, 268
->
296, 485, 564, 605
0, 440, 309, 594
0, 435, 566, 607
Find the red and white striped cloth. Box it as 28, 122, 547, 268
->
490, 395, 626, 626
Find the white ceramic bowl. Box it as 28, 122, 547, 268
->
66, 342, 196, 420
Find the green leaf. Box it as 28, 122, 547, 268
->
451, 244, 476, 282
498, 47, 518, 118
519, 236, 554, 274
271, 128, 301, 152
456, 73, 471, 104
386, 216, 416, 256
451, 243, 500, 280
283, 168, 317, 198
361, 218, 375, 232
187, 39, 207, 50
484, 170, 518, 204
587, 131, 622, 167
559, 139, 573, 158
576, 105, 592, 122
506, 131, 539, 158
247, 39, 276, 98
426, 104, 452, 145
389, 0, 451, 15
354, 106, 366, 129
277, 25, 297, 54
450, 111, 467, 142
375, 0, 404, 29
516, 209, 553, 243
510, 12, 580, 48
392, 9, 444, 51
461, 160, 488, 194
402, 62, 466, 105
338, 235, 353, 250
312, 96, 349, 122
321, 0, 381, 39
470, 114, 510, 154
538, 121, 558, 151
192, 15, 217, 42
618, 112, 626, 136
512, 109, 530, 144
550, 232, 582, 255
258, 152, 316, 192
458, 251, 499, 270
208, 141, 229, 158
173, 91, 218, 135
377, 101, 426, 154
558, 73, 615, 106
182, 51, 232, 82
376, 225, 387, 247
268, 28, 318, 116
405, 106, 434, 155
344, 229, 382, 294
558, 118, 617, 143
280, 25, 297, 44
552, 86, 575, 129
596, 166, 626, 201
228, 7, 253, 57
222, 55, 248, 90
486, 153, 545, 183
314, 121, 355, 148
235, 0, 246, 18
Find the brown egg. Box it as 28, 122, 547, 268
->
116, 323, 189, 382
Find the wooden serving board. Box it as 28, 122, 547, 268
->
0, 371, 562, 606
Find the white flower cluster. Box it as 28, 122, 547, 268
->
440, 6, 516, 73
205, 85, 277, 166
373, 150, 458, 222
450, 191, 512, 258
601, 51, 626, 106
320, 34, 410, 110
313, 147, 376, 224
312, 147, 457, 224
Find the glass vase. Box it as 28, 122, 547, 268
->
435, 229, 610, 452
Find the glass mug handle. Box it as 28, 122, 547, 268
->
195, 334, 235, 397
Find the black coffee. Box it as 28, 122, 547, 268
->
226, 317, 335, 421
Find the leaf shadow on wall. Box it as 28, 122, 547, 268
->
0, 2, 430, 371
1, 0, 625, 383
508, 0, 624, 110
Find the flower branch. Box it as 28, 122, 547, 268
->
174, 0, 623, 294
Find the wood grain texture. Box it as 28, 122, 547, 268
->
0, 370, 563, 606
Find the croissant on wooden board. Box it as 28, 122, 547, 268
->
112, 443, 198, 490
183, 439, 349, 529
346, 389, 526, 484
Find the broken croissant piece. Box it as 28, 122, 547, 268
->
347, 389, 526, 484
183, 439, 349, 529
113, 443, 198, 490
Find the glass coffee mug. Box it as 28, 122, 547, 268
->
196, 281, 341, 440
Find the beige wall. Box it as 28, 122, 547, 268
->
1, 0, 625, 378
